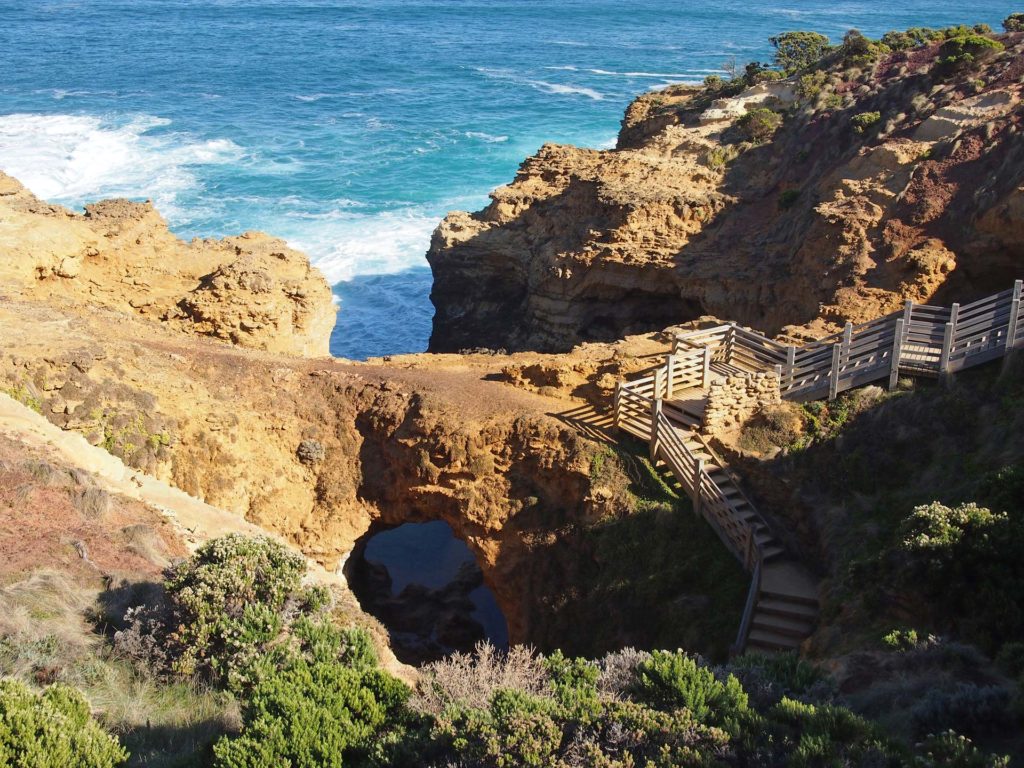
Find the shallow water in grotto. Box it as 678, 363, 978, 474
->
346, 520, 508, 664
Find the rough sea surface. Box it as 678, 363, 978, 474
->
0, 0, 1015, 358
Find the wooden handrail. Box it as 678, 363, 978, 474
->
618, 280, 1024, 654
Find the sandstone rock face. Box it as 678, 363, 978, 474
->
0, 296, 628, 648
428, 37, 1024, 352
0, 174, 335, 357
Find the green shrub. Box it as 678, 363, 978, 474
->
630, 651, 749, 731
544, 651, 599, 711
705, 145, 739, 169
841, 29, 889, 65
894, 501, 1024, 652
727, 653, 829, 707
703, 74, 724, 90
995, 641, 1024, 678
882, 628, 920, 651
212, 620, 408, 768
1, 383, 42, 414
851, 110, 881, 133
743, 61, 776, 85
438, 689, 563, 768
736, 108, 783, 144
975, 462, 1024, 514
159, 534, 323, 686
1004, 13, 1024, 32
0, 679, 128, 767
796, 70, 828, 99
769, 31, 832, 74
762, 697, 898, 767
915, 730, 1010, 767
937, 34, 1005, 70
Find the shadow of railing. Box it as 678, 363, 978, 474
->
550, 402, 618, 444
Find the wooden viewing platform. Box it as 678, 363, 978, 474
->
613, 280, 1024, 654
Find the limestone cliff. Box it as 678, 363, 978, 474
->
1, 171, 726, 654
0, 173, 335, 357
428, 33, 1024, 352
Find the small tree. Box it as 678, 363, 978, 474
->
0, 680, 128, 768
770, 31, 831, 74
1004, 13, 1024, 32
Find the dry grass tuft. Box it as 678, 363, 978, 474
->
412, 641, 550, 714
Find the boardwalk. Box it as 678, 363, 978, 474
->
614, 280, 1024, 653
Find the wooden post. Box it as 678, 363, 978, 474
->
889, 318, 904, 390
1005, 280, 1022, 353
613, 383, 621, 428
939, 303, 959, 379
785, 346, 796, 392
903, 299, 913, 326
649, 399, 663, 461
653, 366, 665, 400
665, 355, 675, 399
702, 346, 712, 389
841, 322, 853, 366
692, 458, 704, 517
828, 343, 841, 400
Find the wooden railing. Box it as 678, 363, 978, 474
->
668, 281, 1024, 402
616, 398, 763, 568
615, 280, 1024, 654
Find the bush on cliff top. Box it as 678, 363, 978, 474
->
0, 679, 128, 768
117, 533, 331, 689
891, 499, 1024, 654
1005, 13, 1024, 32
770, 31, 832, 74
937, 34, 1005, 71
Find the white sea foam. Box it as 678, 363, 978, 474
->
533, 81, 604, 100
282, 205, 442, 285
464, 131, 509, 143
0, 113, 244, 222
474, 68, 604, 100
293, 93, 335, 102
586, 68, 696, 78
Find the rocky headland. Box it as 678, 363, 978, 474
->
428, 31, 1024, 352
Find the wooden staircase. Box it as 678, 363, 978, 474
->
675, 426, 818, 654
614, 280, 1024, 655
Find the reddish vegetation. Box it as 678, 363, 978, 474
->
0, 436, 185, 582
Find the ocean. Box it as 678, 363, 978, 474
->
0, 0, 1015, 359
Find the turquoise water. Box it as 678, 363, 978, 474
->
0, 1, 1015, 359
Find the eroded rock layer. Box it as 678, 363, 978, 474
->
428, 35, 1024, 351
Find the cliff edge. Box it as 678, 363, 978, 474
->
0, 172, 336, 357
428, 32, 1024, 352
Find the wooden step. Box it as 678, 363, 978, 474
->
752, 612, 815, 639
760, 544, 786, 561
757, 597, 818, 621
746, 627, 803, 652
